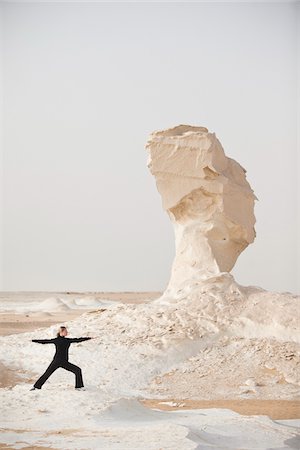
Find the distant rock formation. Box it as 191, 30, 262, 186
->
146, 124, 258, 299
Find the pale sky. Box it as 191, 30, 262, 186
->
0, 1, 299, 294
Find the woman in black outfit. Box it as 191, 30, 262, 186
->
30, 326, 95, 391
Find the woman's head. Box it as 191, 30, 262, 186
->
56, 326, 68, 337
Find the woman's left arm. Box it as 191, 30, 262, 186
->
68, 337, 92, 343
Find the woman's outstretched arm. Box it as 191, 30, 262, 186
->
31, 338, 56, 344
67, 337, 93, 343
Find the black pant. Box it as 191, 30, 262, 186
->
34, 359, 84, 389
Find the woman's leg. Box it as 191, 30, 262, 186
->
33, 360, 60, 389
60, 361, 84, 388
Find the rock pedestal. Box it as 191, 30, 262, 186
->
146, 124, 258, 299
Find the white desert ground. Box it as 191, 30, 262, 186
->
0, 125, 299, 449
0, 289, 299, 450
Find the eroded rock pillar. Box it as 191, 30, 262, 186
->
146, 124, 258, 298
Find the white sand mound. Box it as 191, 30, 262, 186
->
73, 297, 116, 308
37, 297, 71, 311
0, 276, 299, 402
34, 296, 116, 311
98, 397, 170, 422
0, 386, 299, 449
0, 295, 117, 314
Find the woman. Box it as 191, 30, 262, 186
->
30, 325, 96, 391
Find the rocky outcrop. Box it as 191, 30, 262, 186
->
146, 124, 258, 299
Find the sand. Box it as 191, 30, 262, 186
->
0, 292, 300, 450
0, 445, 53, 450
141, 398, 300, 420
0, 291, 160, 336
1, 293, 299, 419
0, 291, 159, 388
0, 311, 88, 336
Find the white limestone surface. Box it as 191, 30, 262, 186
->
0, 295, 299, 449
146, 124, 258, 299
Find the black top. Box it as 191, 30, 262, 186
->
32, 335, 92, 362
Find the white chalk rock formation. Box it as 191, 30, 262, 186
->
146, 124, 258, 299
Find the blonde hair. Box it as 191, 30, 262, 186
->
57, 326, 67, 337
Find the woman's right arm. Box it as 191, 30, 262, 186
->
32, 338, 56, 344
